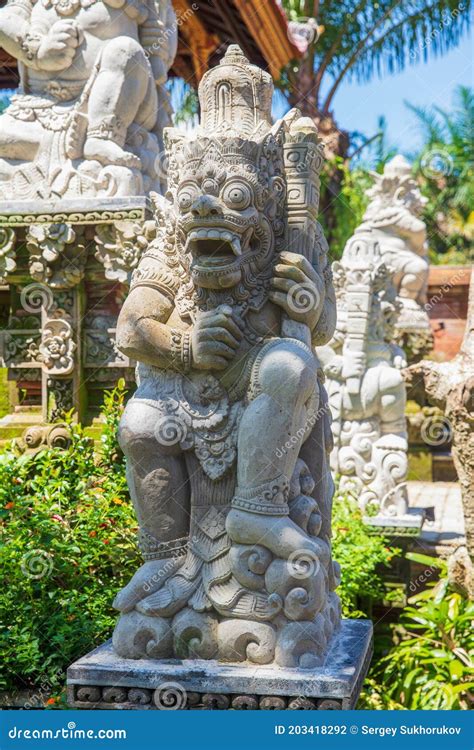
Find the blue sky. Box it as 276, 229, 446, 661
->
331, 29, 473, 155
273, 27, 472, 157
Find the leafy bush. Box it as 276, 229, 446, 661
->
332, 492, 399, 618
0, 381, 139, 695
360, 555, 474, 710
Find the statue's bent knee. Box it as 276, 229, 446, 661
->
118, 401, 168, 458
102, 36, 148, 71
258, 341, 317, 404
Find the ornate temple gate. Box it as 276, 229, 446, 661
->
0, 199, 151, 430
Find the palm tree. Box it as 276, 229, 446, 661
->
280, 0, 472, 156
406, 85, 474, 263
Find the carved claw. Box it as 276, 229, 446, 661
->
113, 557, 183, 613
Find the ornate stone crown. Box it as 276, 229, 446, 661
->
165, 46, 283, 201
198, 45, 273, 138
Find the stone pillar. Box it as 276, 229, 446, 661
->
317, 234, 424, 536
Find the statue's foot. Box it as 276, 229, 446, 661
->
136, 567, 200, 618
226, 509, 330, 565
113, 558, 182, 613
83, 137, 141, 169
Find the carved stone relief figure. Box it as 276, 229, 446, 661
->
317, 235, 416, 526
0, 0, 177, 199
357, 155, 433, 361
112, 46, 341, 667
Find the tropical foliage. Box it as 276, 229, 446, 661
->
361, 554, 474, 710
0, 382, 139, 697
407, 85, 474, 264
331, 491, 398, 616
280, 1, 471, 119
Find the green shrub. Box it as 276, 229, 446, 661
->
0, 381, 139, 695
360, 555, 474, 710
332, 492, 398, 618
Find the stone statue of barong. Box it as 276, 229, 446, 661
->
317, 235, 421, 530
111, 46, 342, 668
0, 0, 177, 199
357, 155, 433, 361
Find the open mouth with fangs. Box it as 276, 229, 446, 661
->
186, 227, 254, 269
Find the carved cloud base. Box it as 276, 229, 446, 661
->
67, 620, 373, 711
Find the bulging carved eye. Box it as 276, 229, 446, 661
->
222, 180, 252, 210
177, 184, 199, 211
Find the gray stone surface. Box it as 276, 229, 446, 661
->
110, 45, 342, 669
67, 619, 373, 710
364, 509, 425, 537
0, 197, 149, 224
408, 480, 465, 550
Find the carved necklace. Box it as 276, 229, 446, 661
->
42, 0, 100, 17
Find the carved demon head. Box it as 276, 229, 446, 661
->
171, 140, 285, 290
164, 46, 286, 294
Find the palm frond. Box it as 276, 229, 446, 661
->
405, 101, 446, 144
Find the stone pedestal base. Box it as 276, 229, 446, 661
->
67, 619, 372, 710
364, 510, 425, 537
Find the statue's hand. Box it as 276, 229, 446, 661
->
191, 305, 243, 371
37, 20, 80, 72
342, 350, 365, 381
269, 251, 325, 331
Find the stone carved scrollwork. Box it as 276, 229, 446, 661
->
111, 47, 341, 667
47, 377, 75, 421
94, 221, 153, 282
0, 227, 17, 281
84, 314, 128, 369
17, 423, 72, 454
26, 223, 87, 288
71, 684, 347, 710
39, 318, 76, 375
11, 283, 77, 376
